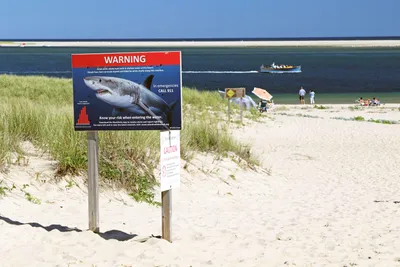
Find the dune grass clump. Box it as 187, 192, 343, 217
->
348, 105, 362, 111
181, 110, 256, 165
0, 74, 72, 104
331, 116, 399, 125
354, 116, 365, 121
274, 106, 289, 111
314, 105, 329, 110
244, 108, 263, 121
182, 87, 225, 111
0, 75, 258, 204
367, 119, 398, 124
0, 180, 8, 197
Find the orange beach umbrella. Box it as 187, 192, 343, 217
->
252, 87, 273, 101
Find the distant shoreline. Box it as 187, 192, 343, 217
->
2, 40, 400, 48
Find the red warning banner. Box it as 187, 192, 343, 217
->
71, 51, 181, 68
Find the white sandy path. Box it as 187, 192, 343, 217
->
273, 104, 400, 122
233, 108, 400, 266
0, 106, 400, 267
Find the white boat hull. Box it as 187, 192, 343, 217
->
260, 65, 302, 73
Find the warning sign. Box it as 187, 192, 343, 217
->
224, 87, 246, 98
160, 130, 180, 191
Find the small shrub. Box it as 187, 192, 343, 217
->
0, 181, 7, 197
24, 192, 41, 204
314, 105, 329, 109
349, 105, 361, 111
245, 108, 262, 121
354, 116, 365, 121
368, 119, 398, 125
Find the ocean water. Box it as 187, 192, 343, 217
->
1, 46, 400, 104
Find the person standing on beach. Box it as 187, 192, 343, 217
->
299, 86, 306, 104
310, 89, 315, 104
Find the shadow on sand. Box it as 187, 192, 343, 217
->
0, 214, 161, 242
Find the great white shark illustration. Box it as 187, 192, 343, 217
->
83, 75, 178, 130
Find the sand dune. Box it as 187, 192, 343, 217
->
1, 104, 400, 266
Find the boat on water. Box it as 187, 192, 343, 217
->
260, 62, 301, 73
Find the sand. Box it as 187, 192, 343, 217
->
2, 40, 400, 48
1, 104, 400, 267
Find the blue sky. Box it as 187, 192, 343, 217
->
0, 0, 398, 39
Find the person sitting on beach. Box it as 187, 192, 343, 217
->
358, 97, 364, 105
258, 100, 268, 113
370, 97, 381, 106
370, 97, 376, 106
360, 98, 370, 106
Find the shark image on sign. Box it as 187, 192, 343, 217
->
83, 74, 178, 130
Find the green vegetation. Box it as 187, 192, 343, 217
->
354, 116, 365, 121
300, 114, 322, 119
348, 105, 362, 111
367, 119, 398, 124
274, 106, 289, 111
0, 75, 258, 204
0, 180, 16, 198
277, 112, 323, 119
313, 105, 329, 109
331, 116, 399, 124
0, 181, 41, 204
182, 87, 225, 111
278, 112, 399, 125
0, 181, 7, 197
351, 116, 398, 124
244, 108, 263, 121
23, 192, 41, 204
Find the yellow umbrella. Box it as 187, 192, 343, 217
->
252, 87, 273, 101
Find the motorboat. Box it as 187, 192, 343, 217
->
260, 62, 301, 73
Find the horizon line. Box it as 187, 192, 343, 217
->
2, 36, 400, 42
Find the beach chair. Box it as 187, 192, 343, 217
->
258, 101, 268, 113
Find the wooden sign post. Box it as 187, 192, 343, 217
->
87, 131, 99, 233
162, 189, 172, 241
240, 97, 243, 124
228, 99, 231, 122
161, 131, 172, 242
224, 87, 246, 123
160, 130, 181, 242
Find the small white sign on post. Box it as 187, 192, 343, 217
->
160, 130, 181, 191
160, 130, 180, 242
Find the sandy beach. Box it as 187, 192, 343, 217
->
2, 40, 400, 47
1, 103, 399, 266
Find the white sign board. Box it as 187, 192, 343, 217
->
160, 130, 181, 191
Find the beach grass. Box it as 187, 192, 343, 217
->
0, 75, 258, 204
313, 105, 330, 109
182, 87, 226, 111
